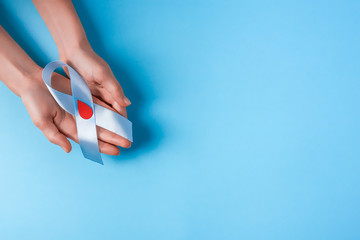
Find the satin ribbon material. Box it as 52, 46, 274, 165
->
42, 60, 133, 164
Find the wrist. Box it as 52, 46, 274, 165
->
18, 66, 44, 98
0, 26, 44, 97
0, 57, 43, 97
58, 38, 92, 61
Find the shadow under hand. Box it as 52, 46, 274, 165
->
75, 0, 163, 161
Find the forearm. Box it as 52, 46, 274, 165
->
0, 26, 42, 97
32, 0, 91, 58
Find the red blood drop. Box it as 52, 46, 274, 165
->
77, 100, 93, 120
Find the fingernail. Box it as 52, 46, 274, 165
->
123, 97, 131, 106
61, 146, 68, 153
113, 101, 121, 112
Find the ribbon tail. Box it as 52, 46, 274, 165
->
94, 104, 133, 142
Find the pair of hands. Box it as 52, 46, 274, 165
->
22, 46, 131, 155
0, 1, 132, 156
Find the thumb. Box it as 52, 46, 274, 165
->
39, 120, 72, 153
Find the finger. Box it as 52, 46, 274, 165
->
112, 101, 128, 118
97, 126, 131, 148
92, 95, 115, 111
98, 140, 120, 155
58, 112, 120, 156
94, 91, 128, 118
103, 72, 131, 107
97, 87, 126, 116
39, 120, 72, 153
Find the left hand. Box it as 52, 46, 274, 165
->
60, 45, 131, 117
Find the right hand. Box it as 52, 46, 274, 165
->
21, 69, 131, 155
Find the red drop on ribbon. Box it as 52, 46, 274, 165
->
77, 100, 93, 120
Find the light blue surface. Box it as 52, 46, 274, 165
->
1, 0, 360, 239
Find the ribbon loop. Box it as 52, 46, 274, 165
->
42, 60, 133, 164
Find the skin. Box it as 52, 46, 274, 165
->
0, 21, 131, 154
32, 0, 131, 117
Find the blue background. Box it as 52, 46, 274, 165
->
1, 0, 360, 239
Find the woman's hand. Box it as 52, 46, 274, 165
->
33, 0, 131, 117
59, 45, 131, 117
21, 70, 131, 154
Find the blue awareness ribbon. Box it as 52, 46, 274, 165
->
42, 60, 133, 164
